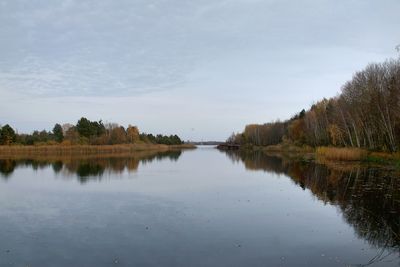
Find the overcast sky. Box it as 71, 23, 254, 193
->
0, 0, 399, 140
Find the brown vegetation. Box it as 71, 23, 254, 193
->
0, 144, 196, 158
264, 143, 314, 153
316, 147, 368, 161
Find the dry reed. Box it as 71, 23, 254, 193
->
316, 147, 368, 161
0, 144, 196, 158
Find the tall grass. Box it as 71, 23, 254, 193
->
264, 143, 314, 153
0, 144, 195, 157
316, 147, 368, 161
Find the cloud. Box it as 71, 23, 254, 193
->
1, 0, 399, 98
0, 55, 187, 97
0, 0, 399, 139
0, 0, 213, 97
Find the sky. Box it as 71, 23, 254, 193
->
0, 0, 399, 141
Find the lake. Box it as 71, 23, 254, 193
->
0, 147, 399, 267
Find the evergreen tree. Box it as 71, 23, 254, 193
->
0, 124, 16, 145
53, 123, 64, 142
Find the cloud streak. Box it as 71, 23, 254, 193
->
0, 0, 399, 139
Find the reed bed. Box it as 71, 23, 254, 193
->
0, 144, 196, 158
316, 147, 368, 161
264, 144, 314, 153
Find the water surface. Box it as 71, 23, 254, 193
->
0, 147, 399, 266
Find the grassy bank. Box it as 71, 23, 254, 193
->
316, 147, 368, 161
263, 143, 314, 153
238, 144, 400, 167
0, 143, 196, 158
316, 147, 400, 166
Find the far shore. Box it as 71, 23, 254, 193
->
0, 143, 196, 158
218, 143, 400, 167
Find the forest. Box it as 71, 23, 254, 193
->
0, 118, 183, 146
228, 58, 400, 152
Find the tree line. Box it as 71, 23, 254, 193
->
0, 117, 183, 146
228, 57, 400, 152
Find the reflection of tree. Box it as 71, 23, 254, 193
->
76, 163, 105, 180
0, 150, 183, 183
222, 150, 400, 256
140, 150, 182, 163
52, 161, 63, 173
0, 159, 53, 178
0, 159, 17, 178
20, 159, 49, 170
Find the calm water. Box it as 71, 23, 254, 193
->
0, 147, 399, 267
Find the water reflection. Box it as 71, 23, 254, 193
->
222, 150, 400, 263
0, 150, 182, 183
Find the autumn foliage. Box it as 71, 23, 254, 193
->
229, 58, 400, 152
0, 118, 183, 146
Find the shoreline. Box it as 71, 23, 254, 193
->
0, 143, 196, 158
218, 144, 400, 168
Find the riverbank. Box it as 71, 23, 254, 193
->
220, 144, 400, 168
0, 143, 196, 158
